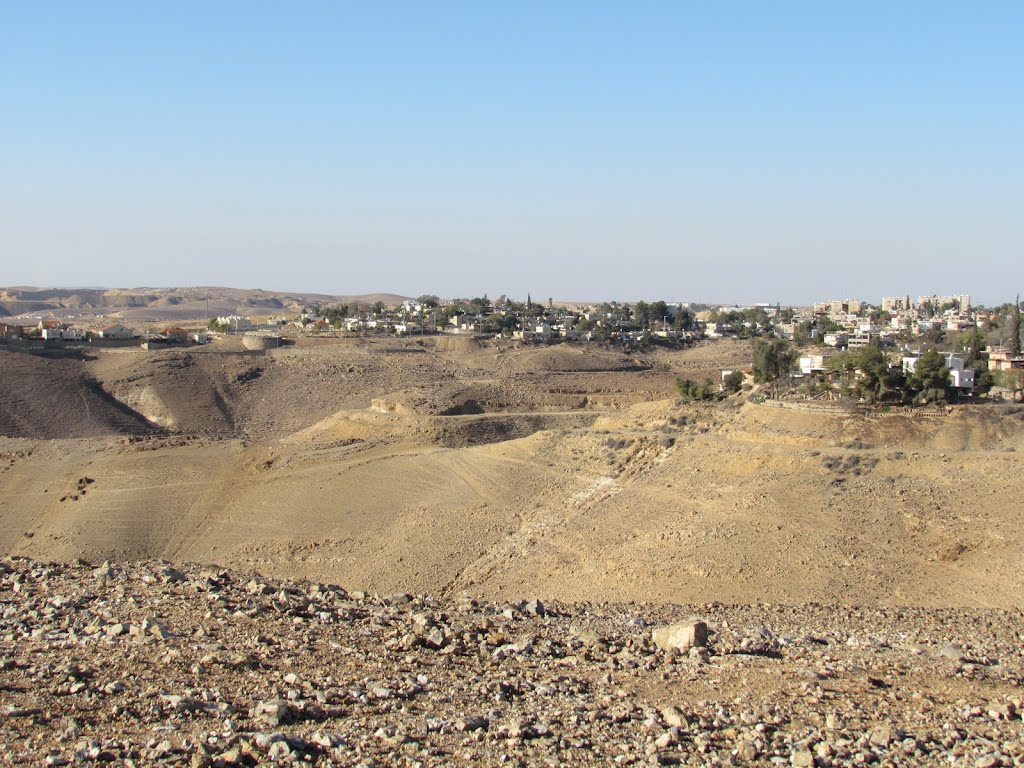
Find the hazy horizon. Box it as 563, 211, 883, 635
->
3, 2, 1021, 306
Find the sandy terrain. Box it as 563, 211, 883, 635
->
1, 337, 1022, 610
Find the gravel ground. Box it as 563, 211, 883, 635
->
2, 557, 1022, 767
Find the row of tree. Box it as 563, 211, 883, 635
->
826, 347, 951, 403
750, 340, 966, 404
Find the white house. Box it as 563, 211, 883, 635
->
949, 368, 975, 389
775, 322, 797, 340
42, 326, 84, 341
847, 332, 876, 349
823, 332, 848, 348
216, 315, 253, 331
902, 352, 975, 391
799, 355, 830, 375
97, 324, 134, 339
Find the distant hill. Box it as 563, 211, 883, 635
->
0, 287, 412, 321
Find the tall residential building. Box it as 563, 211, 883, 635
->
814, 299, 863, 316
881, 295, 912, 313
917, 294, 970, 312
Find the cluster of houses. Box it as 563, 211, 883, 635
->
796, 350, 980, 394
0, 321, 207, 345
779, 293, 1022, 397
775, 294, 977, 349
278, 302, 700, 344
4, 294, 1022, 401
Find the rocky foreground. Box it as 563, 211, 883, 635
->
1, 558, 1022, 767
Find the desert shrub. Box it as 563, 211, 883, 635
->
722, 370, 744, 393
675, 377, 720, 402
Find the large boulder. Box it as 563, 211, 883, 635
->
652, 619, 708, 652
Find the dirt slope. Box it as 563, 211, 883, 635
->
461, 402, 1024, 608
0, 349, 157, 438
2, 338, 1023, 609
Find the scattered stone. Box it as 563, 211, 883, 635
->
1, 556, 1022, 767
253, 699, 290, 727
661, 706, 687, 728
790, 749, 815, 767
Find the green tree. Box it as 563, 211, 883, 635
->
826, 351, 858, 383
793, 319, 814, 345
920, 326, 946, 346
742, 307, 769, 328
593, 321, 613, 341
908, 349, 950, 403
722, 370, 744, 393
649, 301, 670, 328
484, 313, 518, 336
417, 295, 439, 309
752, 338, 797, 396
825, 348, 905, 403
955, 327, 983, 360
672, 308, 695, 332
817, 316, 841, 334
675, 377, 717, 402
853, 346, 904, 403
324, 304, 350, 327
633, 301, 650, 328
438, 304, 462, 323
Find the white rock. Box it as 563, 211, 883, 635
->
652, 619, 708, 652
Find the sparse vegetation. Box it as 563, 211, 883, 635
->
721, 370, 744, 393
674, 377, 720, 402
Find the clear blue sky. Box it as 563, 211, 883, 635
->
2, 1, 1021, 305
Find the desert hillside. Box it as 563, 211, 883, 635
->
0, 349, 158, 439
0, 286, 409, 322
1, 337, 1021, 609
